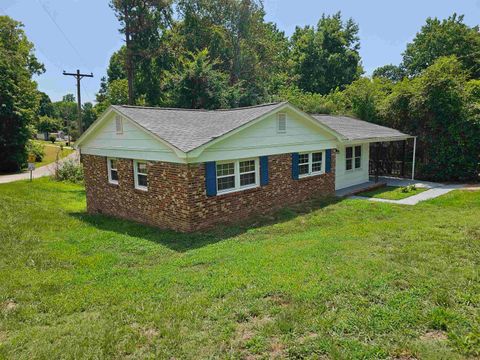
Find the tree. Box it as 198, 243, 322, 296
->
94, 79, 130, 116
0, 16, 44, 172
36, 116, 62, 133
169, 49, 236, 109
38, 91, 55, 117
372, 64, 406, 83
52, 96, 77, 133
402, 14, 480, 78
82, 102, 96, 129
290, 12, 362, 95
110, 0, 173, 105
382, 56, 480, 181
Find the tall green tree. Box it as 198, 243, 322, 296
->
110, 0, 173, 105
175, 0, 289, 105
290, 12, 362, 95
0, 16, 44, 172
402, 14, 480, 78
169, 49, 238, 109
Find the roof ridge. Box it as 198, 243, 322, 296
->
115, 101, 286, 113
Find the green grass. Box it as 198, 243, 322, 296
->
33, 141, 74, 168
359, 185, 428, 200
1, 178, 479, 359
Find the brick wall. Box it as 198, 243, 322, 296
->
187, 153, 335, 230
81, 152, 335, 232
82, 154, 192, 231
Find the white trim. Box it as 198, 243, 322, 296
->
345, 145, 362, 172
216, 157, 260, 195
298, 151, 325, 178
133, 160, 148, 191
107, 157, 119, 185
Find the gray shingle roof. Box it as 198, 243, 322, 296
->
311, 114, 411, 141
112, 102, 286, 152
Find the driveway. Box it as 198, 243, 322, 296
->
0, 151, 79, 184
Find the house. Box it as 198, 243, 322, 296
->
75, 102, 411, 232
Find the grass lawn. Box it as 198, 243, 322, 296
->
359, 185, 428, 200
33, 141, 74, 168
1, 179, 479, 359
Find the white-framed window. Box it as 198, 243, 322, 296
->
133, 160, 148, 191
216, 158, 259, 194
277, 113, 287, 133
107, 157, 119, 184
115, 115, 123, 134
298, 151, 325, 178
346, 145, 362, 171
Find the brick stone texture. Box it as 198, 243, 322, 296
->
81, 152, 336, 232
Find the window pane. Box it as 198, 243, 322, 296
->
240, 172, 256, 186
299, 164, 309, 175
346, 147, 353, 159
137, 174, 148, 187
110, 159, 117, 170
239, 160, 255, 173
355, 157, 361, 169
217, 163, 235, 177
217, 175, 235, 191
137, 162, 147, 174
355, 145, 362, 157
111, 169, 118, 181
312, 152, 322, 162
299, 154, 309, 164
312, 162, 322, 173
346, 159, 353, 170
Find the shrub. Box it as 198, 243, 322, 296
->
25, 140, 45, 162
401, 185, 417, 193
49, 135, 56, 144
54, 159, 84, 183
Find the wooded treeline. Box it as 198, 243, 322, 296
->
0, 2, 479, 180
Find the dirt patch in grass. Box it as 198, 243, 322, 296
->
420, 330, 448, 341
1, 300, 17, 312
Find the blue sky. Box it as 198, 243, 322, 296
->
1, 0, 479, 103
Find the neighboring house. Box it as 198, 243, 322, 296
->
75, 102, 411, 231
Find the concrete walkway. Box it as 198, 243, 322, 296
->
349, 176, 473, 205
0, 151, 79, 184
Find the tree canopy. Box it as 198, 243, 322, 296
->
0, 16, 44, 172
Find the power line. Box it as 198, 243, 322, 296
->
36, 0, 90, 69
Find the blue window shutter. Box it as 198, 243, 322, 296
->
260, 156, 269, 186
326, 149, 332, 173
291, 153, 299, 180
205, 161, 217, 196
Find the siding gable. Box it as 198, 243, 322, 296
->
80, 112, 183, 163
195, 108, 338, 162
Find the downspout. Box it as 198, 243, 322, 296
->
411, 136, 417, 181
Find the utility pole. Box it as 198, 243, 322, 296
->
63, 69, 93, 135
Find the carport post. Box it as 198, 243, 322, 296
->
411, 137, 417, 180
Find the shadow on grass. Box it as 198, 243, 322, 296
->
70, 196, 342, 252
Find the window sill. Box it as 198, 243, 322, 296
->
107, 182, 119, 187
134, 186, 148, 192
299, 171, 325, 179
216, 184, 260, 197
